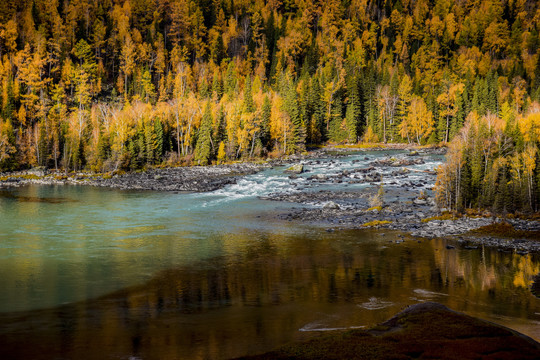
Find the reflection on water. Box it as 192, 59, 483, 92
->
0, 230, 539, 360
0, 189, 78, 203
0, 156, 539, 360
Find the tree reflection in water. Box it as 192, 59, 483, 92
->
0, 232, 539, 360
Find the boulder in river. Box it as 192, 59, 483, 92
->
323, 201, 340, 210
284, 164, 304, 174
238, 302, 540, 360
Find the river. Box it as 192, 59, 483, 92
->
0, 150, 539, 359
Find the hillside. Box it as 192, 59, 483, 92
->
0, 0, 539, 172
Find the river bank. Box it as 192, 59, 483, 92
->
0, 144, 434, 191
264, 147, 540, 255
0, 162, 268, 192
2, 145, 540, 254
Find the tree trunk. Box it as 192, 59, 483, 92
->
176, 113, 181, 157
445, 114, 450, 143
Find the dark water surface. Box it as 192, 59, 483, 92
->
0, 153, 539, 359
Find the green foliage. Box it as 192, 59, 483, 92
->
260, 95, 271, 150
154, 119, 164, 162
281, 73, 306, 153
242, 76, 255, 113
195, 102, 213, 165
436, 109, 540, 214
211, 71, 223, 101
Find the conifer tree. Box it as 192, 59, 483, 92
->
345, 75, 361, 143
282, 74, 305, 153
242, 76, 254, 113
195, 101, 213, 165
154, 119, 164, 163
144, 120, 156, 164
212, 70, 223, 101
260, 95, 271, 150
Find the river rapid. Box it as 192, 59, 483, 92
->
0, 150, 539, 359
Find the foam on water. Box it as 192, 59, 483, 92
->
358, 297, 395, 310
299, 318, 366, 332
413, 289, 449, 298
299, 325, 365, 332
212, 174, 301, 199
201, 151, 444, 207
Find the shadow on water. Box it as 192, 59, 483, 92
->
532, 274, 540, 298
0, 232, 539, 360
0, 190, 78, 204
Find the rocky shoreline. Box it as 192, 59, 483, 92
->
0, 145, 430, 192
262, 148, 540, 255
0, 162, 268, 192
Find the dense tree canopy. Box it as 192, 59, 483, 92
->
435, 103, 540, 213
0, 0, 539, 171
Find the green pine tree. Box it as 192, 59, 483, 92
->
283, 74, 306, 153
144, 120, 156, 164
154, 119, 164, 163
212, 71, 223, 101
242, 76, 255, 113
260, 95, 271, 150
345, 75, 361, 143
195, 102, 214, 165
224, 62, 237, 98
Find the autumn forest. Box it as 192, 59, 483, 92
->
0, 0, 539, 212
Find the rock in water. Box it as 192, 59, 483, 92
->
323, 201, 340, 210
237, 302, 540, 360
284, 164, 304, 174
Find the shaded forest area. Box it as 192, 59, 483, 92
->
0, 0, 539, 173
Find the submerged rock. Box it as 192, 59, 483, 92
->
237, 302, 540, 360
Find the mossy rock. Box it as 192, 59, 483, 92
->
362, 220, 391, 227
285, 164, 304, 174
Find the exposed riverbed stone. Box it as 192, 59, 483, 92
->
259, 150, 540, 254
284, 164, 304, 174
0, 163, 267, 192
370, 156, 426, 167
323, 201, 340, 210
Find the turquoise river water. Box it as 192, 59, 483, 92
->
0, 151, 539, 359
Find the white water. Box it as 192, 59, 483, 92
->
209, 150, 444, 208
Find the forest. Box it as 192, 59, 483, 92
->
435, 104, 540, 213
0, 0, 539, 182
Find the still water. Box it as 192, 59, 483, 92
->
0, 152, 539, 359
